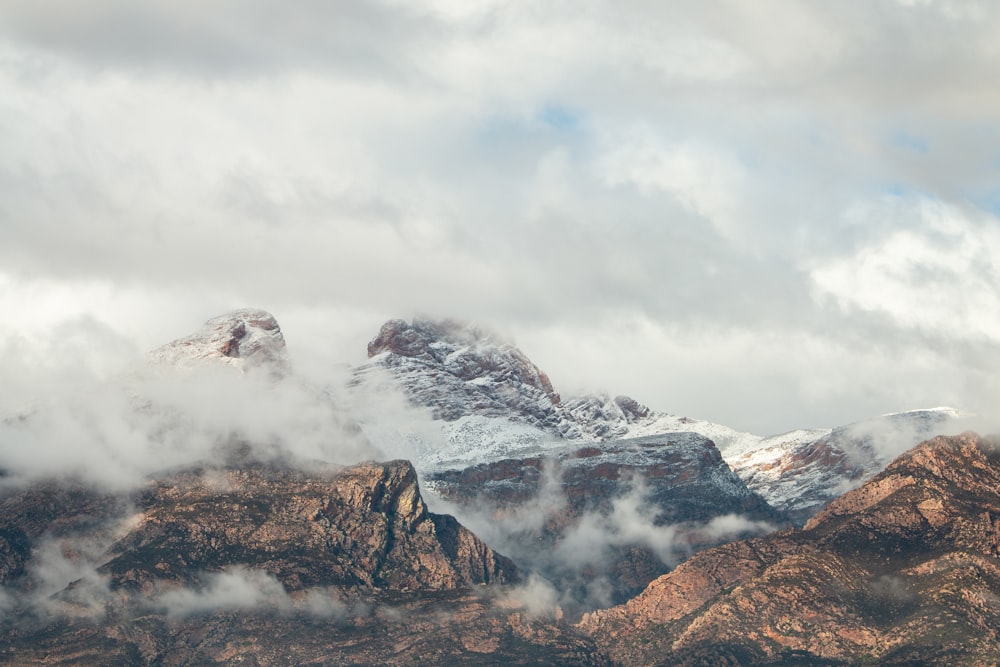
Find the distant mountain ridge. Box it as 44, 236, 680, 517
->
0, 309, 990, 665
358, 317, 965, 521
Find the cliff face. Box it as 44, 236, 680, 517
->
580, 432, 1000, 665
100, 459, 516, 594
1, 459, 621, 666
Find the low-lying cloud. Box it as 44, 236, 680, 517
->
0, 330, 425, 490
155, 567, 291, 617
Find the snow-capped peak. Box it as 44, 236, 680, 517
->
148, 308, 288, 373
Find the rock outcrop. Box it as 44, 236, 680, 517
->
580, 432, 1000, 665
148, 308, 288, 373
100, 459, 516, 594
2, 458, 611, 665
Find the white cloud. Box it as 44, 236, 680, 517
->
0, 1, 999, 433
811, 198, 1000, 343
155, 567, 291, 617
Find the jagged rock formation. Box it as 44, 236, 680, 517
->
0, 460, 515, 596
148, 308, 288, 373
101, 459, 516, 594
580, 432, 1000, 665
0, 459, 623, 665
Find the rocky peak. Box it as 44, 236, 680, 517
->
803, 431, 1000, 532
367, 318, 559, 401
332, 459, 427, 529
359, 318, 574, 434
581, 432, 1000, 665
148, 308, 288, 373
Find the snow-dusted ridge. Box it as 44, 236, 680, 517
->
356, 318, 969, 522
141, 312, 968, 525
148, 308, 288, 373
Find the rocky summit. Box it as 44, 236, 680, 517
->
580, 432, 1000, 665
363, 318, 571, 434
148, 308, 289, 373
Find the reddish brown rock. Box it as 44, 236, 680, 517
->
100, 459, 517, 594
580, 433, 1000, 665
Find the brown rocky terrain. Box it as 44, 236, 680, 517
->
1, 588, 611, 666
580, 432, 1000, 665
0, 459, 615, 665
1, 459, 515, 595
101, 459, 516, 593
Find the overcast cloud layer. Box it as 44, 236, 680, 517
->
2, 0, 1000, 434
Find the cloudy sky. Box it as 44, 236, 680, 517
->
2, 0, 1000, 434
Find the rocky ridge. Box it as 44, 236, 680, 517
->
0, 459, 616, 665
0, 459, 516, 597
580, 432, 1000, 665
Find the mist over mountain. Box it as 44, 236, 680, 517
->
582, 432, 1000, 665
0, 309, 997, 664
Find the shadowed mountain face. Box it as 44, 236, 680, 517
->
427, 433, 784, 607
580, 433, 1000, 666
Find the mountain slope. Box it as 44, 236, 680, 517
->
729, 407, 964, 522
580, 432, 1000, 665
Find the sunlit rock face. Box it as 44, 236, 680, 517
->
0, 459, 517, 595
581, 432, 1000, 666
3, 459, 611, 666
100, 458, 518, 594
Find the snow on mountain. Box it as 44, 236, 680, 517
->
141, 312, 966, 526
731, 407, 965, 521
148, 308, 288, 373
357, 318, 968, 523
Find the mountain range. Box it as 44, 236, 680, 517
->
0, 308, 990, 665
